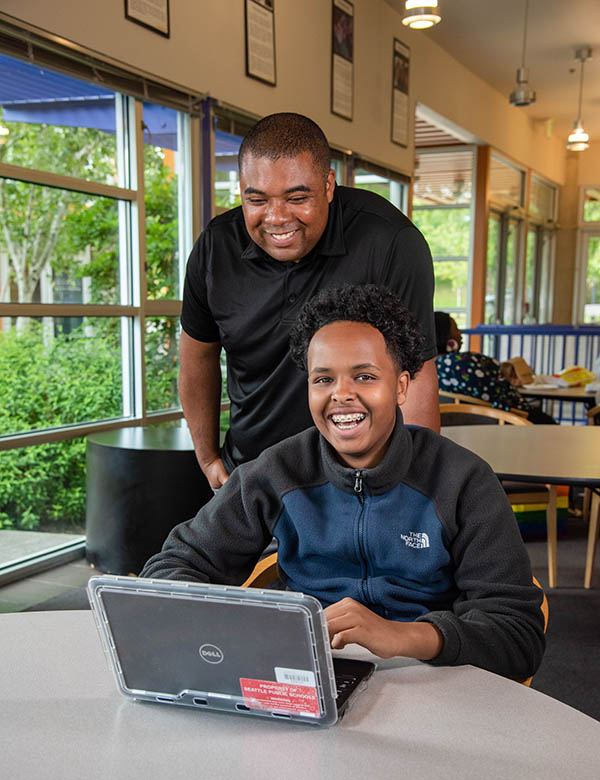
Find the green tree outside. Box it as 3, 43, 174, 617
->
0, 113, 180, 530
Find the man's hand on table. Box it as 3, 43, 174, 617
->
325, 597, 443, 660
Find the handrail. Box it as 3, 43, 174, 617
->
464, 324, 600, 335
460, 324, 600, 424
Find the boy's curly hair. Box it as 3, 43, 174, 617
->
289, 284, 426, 378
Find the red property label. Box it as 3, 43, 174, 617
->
240, 678, 320, 717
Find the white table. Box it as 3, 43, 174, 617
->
442, 424, 600, 587
2, 611, 600, 780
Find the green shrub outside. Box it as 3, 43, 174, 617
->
0, 317, 184, 531
0, 321, 122, 531
1, 120, 183, 532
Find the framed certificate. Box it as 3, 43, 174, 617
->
125, 0, 170, 37
245, 0, 277, 86
391, 39, 410, 147
331, 0, 354, 120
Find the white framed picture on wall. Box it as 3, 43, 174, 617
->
245, 0, 277, 86
125, 0, 170, 37
391, 39, 409, 147
331, 0, 354, 120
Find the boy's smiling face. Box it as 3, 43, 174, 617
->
307, 321, 409, 470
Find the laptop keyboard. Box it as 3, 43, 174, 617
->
335, 673, 358, 697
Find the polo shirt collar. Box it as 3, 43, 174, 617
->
240, 185, 346, 262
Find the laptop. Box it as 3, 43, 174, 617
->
87, 575, 376, 727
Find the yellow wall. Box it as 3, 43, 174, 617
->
576, 145, 600, 187
1, 0, 566, 184
4, 0, 585, 321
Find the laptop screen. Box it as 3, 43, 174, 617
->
101, 589, 320, 698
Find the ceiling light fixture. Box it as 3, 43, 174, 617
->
509, 0, 536, 106
566, 47, 592, 152
402, 1, 441, 30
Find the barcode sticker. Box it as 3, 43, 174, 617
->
275, 667, 316, 687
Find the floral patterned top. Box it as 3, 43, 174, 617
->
435, 352, 532, 412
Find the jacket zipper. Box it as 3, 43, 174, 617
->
354, 470, 364, 503
353, 470, 370, 603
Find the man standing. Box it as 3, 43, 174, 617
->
179, 113, 438, 488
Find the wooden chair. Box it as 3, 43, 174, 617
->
439, 390, 492, 407
242, 552, 278, 588
439, 403, 530, 425
243, 553, 548, 685
583, 404, 600, 587
440, 403, 560, 587
523, 576, 549, 687
586, 404, 600, 425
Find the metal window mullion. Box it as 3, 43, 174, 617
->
201, 98, 216, 227
532, 226, 544, 322
0, 304, 136, 317
412, 204, 471, 211
465, 148, 476, 326
497, 215, 509, 322
190, 116, 202, 240
0, 412, 184, 451
0, 161, 135, 201
116, 94, 134, 420
132, 99, 147, 420
177, 111, 194, 297
513, 219, 524, 324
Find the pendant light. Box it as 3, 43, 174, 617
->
402, 1, 441, 30
566, 47, 592, 152
509, 0, 536, 106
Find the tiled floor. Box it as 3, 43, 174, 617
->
0, 557, 96, 613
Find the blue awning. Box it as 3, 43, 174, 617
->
0, 53, 242, 161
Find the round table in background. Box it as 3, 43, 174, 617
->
85, 425, 213, 575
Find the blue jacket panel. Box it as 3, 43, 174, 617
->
277, 482, 455, 619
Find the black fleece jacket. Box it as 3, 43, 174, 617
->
141, 415, 546, 680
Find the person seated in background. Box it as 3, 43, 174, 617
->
141, 285, 545, 681
434, 311, 556, 424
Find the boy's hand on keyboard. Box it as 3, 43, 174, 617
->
324, 598, 443, 660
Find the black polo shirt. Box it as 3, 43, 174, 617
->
181, 185, 435, 470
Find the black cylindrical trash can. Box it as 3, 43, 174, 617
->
86, 426, 213, 575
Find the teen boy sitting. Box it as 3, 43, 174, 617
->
141, 284, 545, 680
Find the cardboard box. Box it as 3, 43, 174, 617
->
500, 357, 534, 387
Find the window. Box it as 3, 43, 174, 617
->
582, 188, 600, 222
213, 110, 256, 215
580, 235, 600, 323
486, 216, 500, 323
352, 161, 407, 211
0, 50, 194, 571
575, 189, 600, 323
412, 149, 475, 328
523, 227, 537, 321
485, 156, 555, 324
529, 176, 556, 221
485, 210, 522, 325
489, 155, 524, 209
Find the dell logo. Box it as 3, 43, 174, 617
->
199, 643, 224, 664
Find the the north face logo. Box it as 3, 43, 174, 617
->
400, 532, 430, 549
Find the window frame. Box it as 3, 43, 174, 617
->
411, 145, 477, 327
0, 57, 198, 452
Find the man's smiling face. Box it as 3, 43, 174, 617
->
240, 151, 335, 262
307, 321, 410, 470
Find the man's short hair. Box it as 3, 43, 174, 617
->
238, 113, 331, 178
289, 284, 425, 378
